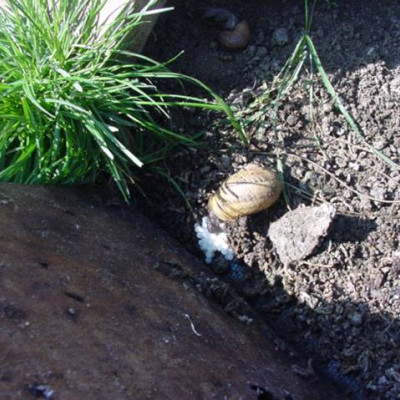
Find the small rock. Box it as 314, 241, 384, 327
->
27, 383, 55, 399
370, 185, 387, 201
386, 368, 400, 384
335, 157, 347, 168
268, 203, 336, 265
378, 376, 388, 385
272, 28, 290, 46
316, 27, 324, 38
372, 140, 385, 150
200, 166, 211, 175
322, 103, 333, 114
286, 115, 297, 126
219, 155, 231, 170
247, 45, 256, 56
219, 53, 233, 62
348, 312, 363, 327
255, 46, 268, 58
348, 162, 360, 171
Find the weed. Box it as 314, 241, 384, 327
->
238, 0, 399, 176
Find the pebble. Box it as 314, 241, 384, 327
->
247, 45, 256, 56
370, 185, 387, 201
219, 155, 231, 170
348, 162, 360, 171
286, 114, 297, 126
372, 140, 386, 150
219, 53, 233, 62
349, 312, 363, 327
200, 166, 211, 174
378, 376, 388, 385
255, 46, 268, 58
322, 103, 333, 113
268, 204, 336, 265
272, 27, 290, 46
335, 157, 347, 168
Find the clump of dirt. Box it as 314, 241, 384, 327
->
139, 0, 400, 399
268, 203, 336, 265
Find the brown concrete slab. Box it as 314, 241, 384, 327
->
0, 183, 345, 400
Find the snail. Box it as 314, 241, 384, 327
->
208, 164, 282, 222
218, 20, 250, 51
196, 163, 281, 262
203, 8, 250, 51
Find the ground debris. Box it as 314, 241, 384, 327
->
143, 1, 400, 397
269, 203, 336, 265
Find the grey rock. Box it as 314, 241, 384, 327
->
286, 114, 297, 126
220, 154, 231, 170
349, 312, 363, 327
255, 46, 268, 58
268, 203, 336, 265
272, 27, 290, 46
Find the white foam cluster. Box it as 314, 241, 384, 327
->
194, 216, 234, 264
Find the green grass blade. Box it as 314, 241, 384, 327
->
306, 35, 400, 170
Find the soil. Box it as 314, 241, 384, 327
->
138, 0, 400, 399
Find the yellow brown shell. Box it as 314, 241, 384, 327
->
218, 20, 250, 51
208, 164, 281, 221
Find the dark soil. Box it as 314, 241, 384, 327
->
139, 1, 400, 399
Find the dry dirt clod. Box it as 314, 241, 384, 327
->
268, 203, 336, 266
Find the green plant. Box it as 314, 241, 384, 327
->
0, 0, 243, 201
240, 0, 399, 171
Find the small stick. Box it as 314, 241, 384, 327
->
184, 313, 202, 337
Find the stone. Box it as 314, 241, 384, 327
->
272, 27, 290, 46
269, 203, 336, 265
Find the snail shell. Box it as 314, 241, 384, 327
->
208, 164, 281, 221
218, 20, 250, 51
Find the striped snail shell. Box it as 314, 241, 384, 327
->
218, 19, 250, 51
208, 164, 282, 221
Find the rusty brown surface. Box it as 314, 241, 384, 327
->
0, 184, 345, 400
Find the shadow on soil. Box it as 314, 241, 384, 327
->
145, 0, 400, 96
224, 251, 397, 400
176, 206, 384, 400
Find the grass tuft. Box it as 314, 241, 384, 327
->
0, 0, 244, 201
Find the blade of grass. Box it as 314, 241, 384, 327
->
306, 35, 399, 170
0, 0, 244, 202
